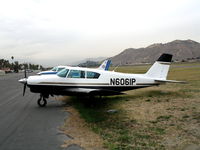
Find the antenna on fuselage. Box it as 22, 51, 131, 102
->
112, 65, 119, 72
112, 62, 121, 72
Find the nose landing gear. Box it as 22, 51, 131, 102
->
37, 94, 48, 107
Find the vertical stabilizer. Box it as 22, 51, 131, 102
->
98, 60, 111, 71
145, 54, 172, 79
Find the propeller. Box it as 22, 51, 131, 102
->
25, 68, 27, 78
23, 82, 27, 96
18, 68, 28, 96
23, 68, 27, 96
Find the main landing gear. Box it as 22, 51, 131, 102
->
37, 94, 48, 107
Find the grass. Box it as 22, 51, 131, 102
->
156, 115, 173, 121
64, 62, 200, 150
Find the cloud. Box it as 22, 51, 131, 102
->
0, 0, 200, 66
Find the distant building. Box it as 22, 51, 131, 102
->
1, 68, 12, 73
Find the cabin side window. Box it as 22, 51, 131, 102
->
67, 70, 85, 78
86, 71, 100, 79
57, 69, 69, 77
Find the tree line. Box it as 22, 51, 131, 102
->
0, 59, 44, 73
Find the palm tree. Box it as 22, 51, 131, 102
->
11, 56, 14, 70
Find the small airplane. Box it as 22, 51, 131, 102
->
37, 60, 111, 75
19, 53, 184, 107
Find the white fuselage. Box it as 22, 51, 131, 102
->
27, 66, 157, 91
18, 53, 179, 107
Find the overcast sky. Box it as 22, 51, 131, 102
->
0, 0, 200, 67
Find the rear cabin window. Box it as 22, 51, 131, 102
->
67, 70, 85, 78
57, 69, 69, 77
86, 71, 100, 79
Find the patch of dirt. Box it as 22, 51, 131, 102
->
121, 86, 200, 150
60, 97, 105, 150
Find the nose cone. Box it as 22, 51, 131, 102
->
19, 78, 27, 84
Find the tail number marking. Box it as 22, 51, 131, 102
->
110, 78, 136, 85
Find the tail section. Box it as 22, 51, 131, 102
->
98, 60, 111, 71
145, 54, 172, 79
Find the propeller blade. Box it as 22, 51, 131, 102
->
24, 68, 27, 78
23, 83, 27, 96
21, 67, 27, 96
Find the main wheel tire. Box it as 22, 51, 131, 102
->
37, 98, 47, 107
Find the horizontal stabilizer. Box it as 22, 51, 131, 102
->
155, 79, 186, 84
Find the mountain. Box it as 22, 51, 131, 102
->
110, 40, 200, 66
71, 57, 107, 66
78, 61, 99, 67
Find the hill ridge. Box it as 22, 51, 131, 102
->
110, 39, 200, 66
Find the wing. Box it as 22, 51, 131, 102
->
63, 88, 124, 96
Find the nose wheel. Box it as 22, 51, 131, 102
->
37, 97, 47, 107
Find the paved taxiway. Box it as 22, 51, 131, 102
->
0, 73, 81, 150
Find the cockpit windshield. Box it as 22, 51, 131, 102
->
51, 67, 57, 71
57, 69, 69, 77
57, 67, 65, 72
